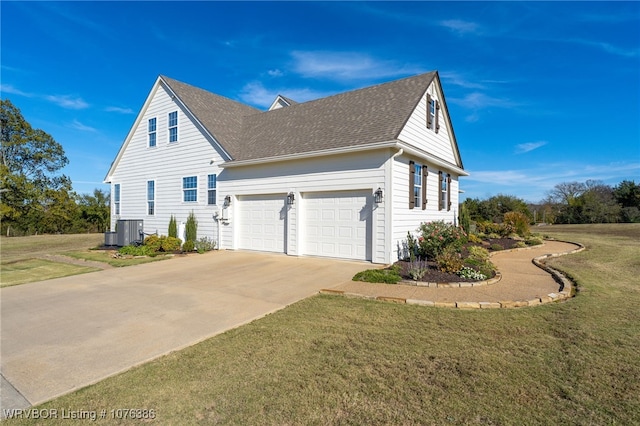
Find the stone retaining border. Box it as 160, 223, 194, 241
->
319, 240, 585, 309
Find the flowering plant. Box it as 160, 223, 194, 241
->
416, 220, 467, 260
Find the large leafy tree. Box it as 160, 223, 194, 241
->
1, 99, 73, 235
75, 189, 110, 233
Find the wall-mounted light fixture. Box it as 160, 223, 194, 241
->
374, 187, 383, 204
287, 192, 295, 205
224, 195, 232, 207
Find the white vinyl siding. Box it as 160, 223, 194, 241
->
108, 83, 224, 244
391, 155, 459, 261
398, 83, 458, 165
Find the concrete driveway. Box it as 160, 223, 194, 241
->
1, 250, 369, 411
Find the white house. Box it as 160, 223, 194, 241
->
104, 71, 468, 264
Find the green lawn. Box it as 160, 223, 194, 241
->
6, 224, 640, 425
0, 234, 170, 286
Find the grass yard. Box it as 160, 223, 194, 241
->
0, 234, 170, 286
6, 224, 640, 425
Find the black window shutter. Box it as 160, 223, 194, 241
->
421, 167, 428, 210
409, 161, 415, 209
426, 94, 432, 129
435, 100, 441, 133
447, 174, 452, 211
438, 171, 443, 210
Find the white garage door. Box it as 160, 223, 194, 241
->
238, 194, 286, 253
304, 191, 371, 261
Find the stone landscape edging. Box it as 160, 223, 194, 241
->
320, 240, 586, 309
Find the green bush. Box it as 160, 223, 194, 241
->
525, 236, 544, 246
464, 246, 495, 277
459, 203, 471, 235
435, 246, 464, 273
194, 237, 216, 254
185, 211, 198, 243
457, 266, 486, 280
490, 243, 503, 251
416, 221, 467, 260
182, 239, 195, 253
118, 245, 154, 257
144, 235, 161, 252
161, 236, 182, 252
476, 221, 502, 235
168, 215, 177, 238
503, 211, 530, 237
353, 269, 401, 284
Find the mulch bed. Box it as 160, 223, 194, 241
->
393, 238, 522, 283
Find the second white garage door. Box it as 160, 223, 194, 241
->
238, 194, 286, 253
303, 191, 371, 261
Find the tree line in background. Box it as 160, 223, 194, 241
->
463, 179, 640, 226
1, 99, 109, 236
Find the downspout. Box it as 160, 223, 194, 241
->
387, 148, 403, 263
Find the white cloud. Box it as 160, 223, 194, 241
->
105, 106, 134, 114
290, 50, 423, 82
238, 81, 334, 108
70, 120, 97, 132
439, 19, 482, 36
516, 141, 547, 154
45, 95, 89, 109
267, 69, 283, 77
0, 84, 34, 97
440, 72, 486, 90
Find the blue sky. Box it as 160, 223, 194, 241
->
2, 1, 639, 203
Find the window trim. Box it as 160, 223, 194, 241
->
147, 180, 155, 215
414, 163, 422, 209
207, 174, 217, 205
427, 94, 440, 133
182, 175, 197, 203
168, 111, 178, 143
148, 117, 157, 148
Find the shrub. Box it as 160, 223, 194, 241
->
406, 231, 418, 261
417, 221, 467, 260
408, 260, 429, 280
525, 236, 544, 246
118, 245, 154, 257
503, 211, 530, 237
182, 239, 195, 253
464, 246, 495, 277
144, 235, 161, 252
467, 233, 483, 244
353, 269, 401, 284
161, 236, 182, 252
476, 221, 502, 235
435, 246, 464, 273
194, 237, 216, 254
459, 203, 471, 235
515, 241, 527, 248
185, 211, 198, 243
490, 243, 503, 251
168, 215, 177, 238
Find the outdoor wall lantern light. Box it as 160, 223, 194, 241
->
374, 187, 383, 204
224, 195, 232, 206
287, 192, 295, 205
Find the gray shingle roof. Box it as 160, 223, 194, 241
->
162, 72, 437, 162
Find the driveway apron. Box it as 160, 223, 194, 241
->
0, 250, 368, 411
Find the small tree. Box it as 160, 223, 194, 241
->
185, 211, 197, 243
168, 214, 177, 238
459, 203, 471, 235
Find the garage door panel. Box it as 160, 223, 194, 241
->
304, 191, 371, 261
239, 194, 286, 253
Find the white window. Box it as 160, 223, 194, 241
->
207, 174, 217, 205
148, 118, 156, 147
114, 184, 121, 215
440, 172, 450, 211
414, 164, 422, 208
168, 111, 178, 143
183, 176, 197, 202
428, 99, 436, 130
147, 180, 155, 215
